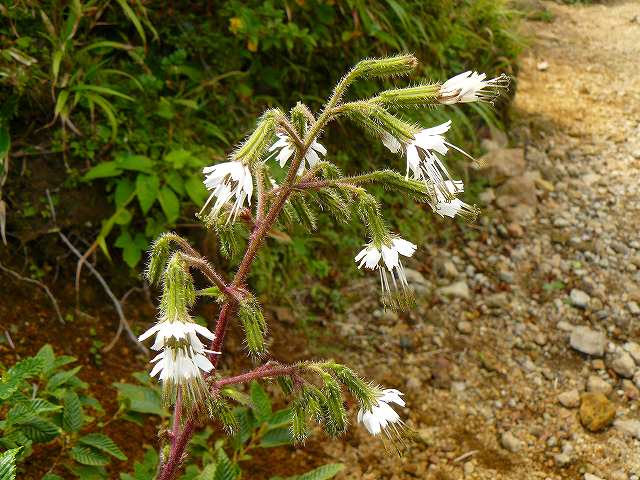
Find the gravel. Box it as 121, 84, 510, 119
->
570, 327, 606, 356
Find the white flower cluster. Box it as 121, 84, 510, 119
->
139, 317, 217, 405
358, 388, 406, 438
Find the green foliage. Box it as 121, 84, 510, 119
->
0, 447, 21, 480
2, 0, 519, 287
0, 345, 125, 478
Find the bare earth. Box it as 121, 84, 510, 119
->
313, 1, 640, 479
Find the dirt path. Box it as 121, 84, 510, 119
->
316, 2, 640, 479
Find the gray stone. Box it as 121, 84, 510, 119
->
479, 188, 496, 205
457, 321, 473, 334
486, 292, 509, 308
628, 301, 640, 315
499, 270, 515, 284
478, 148, 526, 185
587, 375, 612, 395
570, 327, 606, 356
609, 351, 636, 378
613, 418, 640, 439
435, 259, 458, 279
570, 289, 591, 309
558, 389, 580, 408
439, 281, 470, 300
623, 342, 640, 364
500, 431, 523, 453
584, 474, 604, 480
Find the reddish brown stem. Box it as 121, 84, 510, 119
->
214, 365, 297, 389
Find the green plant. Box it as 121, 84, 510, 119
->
0, 345, 126, 478
119, 381, 344, 480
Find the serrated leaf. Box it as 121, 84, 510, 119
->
259, 426, 293, 448
20, 418, 60, 442
79, 433, 127, 461
63, 391, 84, 433
250, 382, 271, 423
113, 383, 166, 417
0, 447, 21, 480
135, 174, 160, 214
65, 463, 107, 479
0, 357, 44, 400
46, 366, 81, 392
289, 464, 344, 480
268, 408, 292, 428
70, 445, 110, 466
82, 162, 122, 181
185, 175, 208, 206
158, 186, 180, 223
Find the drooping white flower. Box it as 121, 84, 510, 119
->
439, 71, 509, 104
355, 237, 416, 305
200, 161, 253, 223
429, 179, 478, 220
268, 131, 326, 174
357, 388, 406, 437
139, 318, 218, 406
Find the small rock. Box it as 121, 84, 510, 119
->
457, 321, 473, 334
435, 259, 459, 279
499, 270, 515, 284
507, 222, 524, 238
613, 418, 640, 439
554, 452, 572, 467
609, 351, 636, 378
592, 359, 605, 370
584, 474, 604, 480
486, 292, 509, 308
570, 289, 591, 309
478, 148, 526, 185
557, 321, 575, 332
463, 462, 474, 476
570, 326, 606, 356
479, 188, 495, 205
439, 281, 470, 300
579, 393, 616, 432
537, 61, 549, 71
500, 431, 523, 452
633, 370, 640, 390
622, 379, 640, 400
587, 375, 612, 395
624, 342, 640, 363
558, 389, 580, 408
628, 301, 640, 316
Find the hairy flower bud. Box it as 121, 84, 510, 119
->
374, 83, 441, 108
232, 109, 281, 165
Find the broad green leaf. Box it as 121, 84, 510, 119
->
135, 174, 160, 214
158, 187, 180, 223
116, 154, 153, 173
46, 366, 81, 391
69, 445, 109, 466
250, 382, 272, 423
0, 357, 44, 400
82, 162, 122, 181
0, 447, 21, 480
112, 383, 166, 417
79, 433, 127, 461
63, 391, 84, 433
20, 418, 60, 443
164, 171, 185, 196
259, 426, 293, 448
290, 464, 344, 480
113, 208, 133, 226
115, 180, 135, 209
72, 84, 133, 102
163, 149, 192, 169
185, 176, 208, 206
65, 464, 107, 479
268, 408, 292, 428
115, 231, 146, 268
119, 447, 157, 480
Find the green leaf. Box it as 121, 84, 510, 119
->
259, 426, 293, 448
163, 149, 192, 169
115, 180, 135, 209
0, 357, 44, 400
158, 186, 180, 223
164, 171, 185, 196
116, 154, 153, 173
113, 383, 166, 417
42, 474, 65, 480
250, 382, 271, 423
119, 447, 157, 480
185, 175, 208, 206
0, 447, 21, 480
65, 464, 107, 479
82, 162, 122, 181
20, 418, 60, 442
72, 84, 134, 102
290, 464, 344, 480
46, 366, 81, 392
115, 231, 146, 268
63, 391, 84, 433
135, 174, 160, 214
115, 0, 147, 45
69, 445, 109, 466
0, 127, 11, 159
79, 433, 127, 461
268, 408, 292, 428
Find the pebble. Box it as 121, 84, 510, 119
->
624, 341, 640, 363
613, 418, 640, 438
628, 301, 640, 315
585, 474, 604, 480
587, 375, 613, 395
609, 351, 636, 378
500, 431, 524, 452
570, 326, 606, 356
557, 389, 580, 408
570, 289, 591, 308
439, 281, 470, 300
579, 393, 616, 432
507, 222, 524, 238
456, 321, 473, 334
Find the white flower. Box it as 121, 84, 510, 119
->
200, 161, 253, 223
268, 131, 326, 174
439, 71, 509, 104
139, 318, 218, 406
429, 179, 477, 220
381, 131, 402, 154
355, 237, 416, 302
358, 389, 406, 437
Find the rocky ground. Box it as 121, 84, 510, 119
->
316, 1, 640, 479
